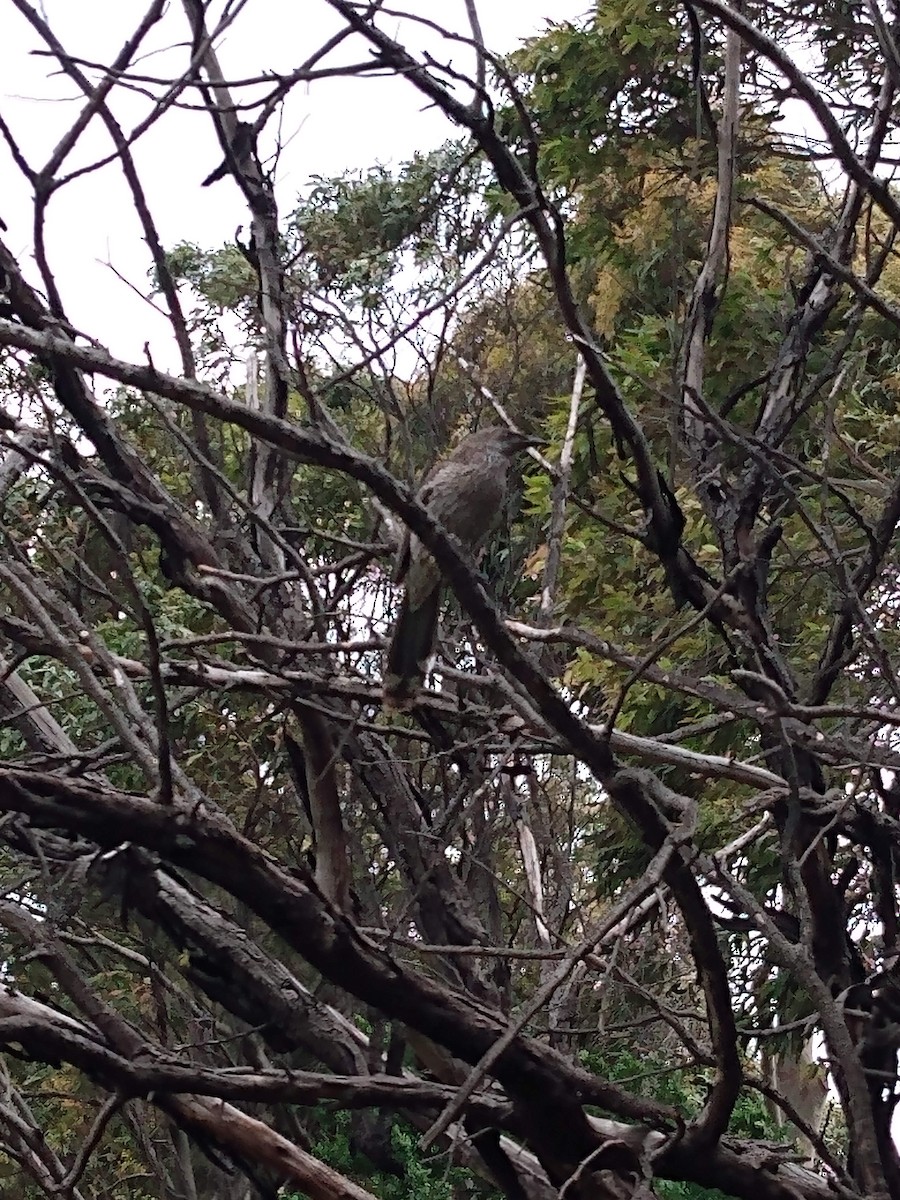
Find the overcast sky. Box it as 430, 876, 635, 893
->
0, 0, 587, 365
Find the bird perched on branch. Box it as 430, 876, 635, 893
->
383, 425, 537, 711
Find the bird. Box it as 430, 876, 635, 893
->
383, 425, 537, 711
201, 121, 256, 187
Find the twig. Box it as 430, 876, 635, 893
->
539, 358, 585, 625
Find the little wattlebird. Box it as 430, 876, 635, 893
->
383, 425, 537, 711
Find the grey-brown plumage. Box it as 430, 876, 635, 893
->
383, 426, 535, 711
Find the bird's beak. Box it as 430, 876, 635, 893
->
503, 428, 548, 453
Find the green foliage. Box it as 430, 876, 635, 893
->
289, 147, 487, 300
163, 241, 258, 313
0, 1060, 156, 1200
510, 8, 693, 186
291, 1109, 498, 1200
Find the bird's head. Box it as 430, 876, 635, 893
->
479, 425, 544, 458
441, 424, 545, 469
500, 426, 544, 452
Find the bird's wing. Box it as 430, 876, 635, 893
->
394, 476, 437, 584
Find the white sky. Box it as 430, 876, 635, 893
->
0, 0, 588, 367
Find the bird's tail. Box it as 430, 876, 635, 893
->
383, 589, 440, 711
